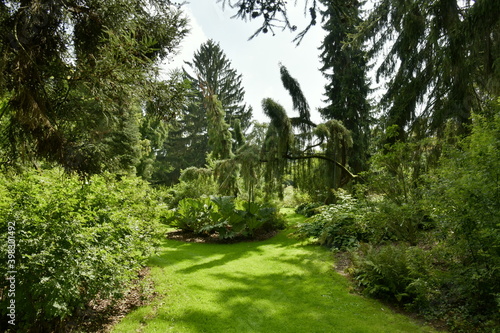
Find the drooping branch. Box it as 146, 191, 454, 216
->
283, 153, 358, 181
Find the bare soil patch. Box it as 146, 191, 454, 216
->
62, 267, 157, 333
166, 229, 280, 244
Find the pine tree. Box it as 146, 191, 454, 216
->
318, 0, 371, 173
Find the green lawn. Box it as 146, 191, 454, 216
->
112, 210, 437, 332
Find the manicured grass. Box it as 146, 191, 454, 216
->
112, 210, 437, 332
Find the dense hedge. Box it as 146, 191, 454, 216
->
0, 169, 163, 331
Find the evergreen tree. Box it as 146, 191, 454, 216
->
360, 0, 500, 139
155, 40, 251, 185
151, 97, 209, 186
184, 39, 252, 132
259, 65, 356, 201
0, 0, 189, 175
202, 88, 239, 196
318, 0, 371, 173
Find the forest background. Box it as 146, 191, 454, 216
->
0, 0, 498, 332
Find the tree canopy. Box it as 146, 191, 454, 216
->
0, 0, 189, 175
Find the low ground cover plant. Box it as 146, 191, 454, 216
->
163, 196, 285, 239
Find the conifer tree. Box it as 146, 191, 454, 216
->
318, 0, 371, 173
0, 0, 189, 175
156, 40, 251, 185
184, 39, 252, 132
360, 0, 500, 139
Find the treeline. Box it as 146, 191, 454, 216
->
0, 0, 499, 332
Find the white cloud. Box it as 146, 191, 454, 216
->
161, 6, 208, 73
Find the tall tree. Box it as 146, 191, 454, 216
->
359, 0, 500, 140
259, 65, 355, 201
151, 98, 209, 185
184, 39, 253, 132
155, 40, 251, 185
318, 0, 371, 173
201, 87, 239, 196
0, 0, 189, 175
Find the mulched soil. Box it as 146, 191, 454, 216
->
166, 229, 280, 244
332, 251, 352, 276
62, 267, 157, 333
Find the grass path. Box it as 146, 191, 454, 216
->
112, 210, 437, 332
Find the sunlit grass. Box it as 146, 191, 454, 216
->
112, 211, 437, 333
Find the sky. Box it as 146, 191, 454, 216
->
162, 1, 328, 124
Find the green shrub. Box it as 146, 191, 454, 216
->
166, 167, 217, 208
164, 196, 285, 239
351, 244, 415, 303
294, 201, 324, 217
350, 241, 500, 332
163, 197, 213, 232
293, 191, 372, 250
0, 169, 161, 331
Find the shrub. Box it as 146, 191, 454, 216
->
294, 201, 323, 217
166, 167, 216, 208
0, 169, 161, 331
350, 241, 500, 332
164, 196, 285, 239
293, 191, 371, 250
350, 244, 415, 303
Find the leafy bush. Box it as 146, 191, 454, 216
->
164, 196, 285, 239
350, 244, 416, 303
293, 191, 371, 250
294, 201, 324, 217
0, 169, 162, 331
166, 167, 216, 208
163, 197, 213, 232
423, 111, 500, 329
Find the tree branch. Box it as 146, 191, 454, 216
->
283, 153, 359, 180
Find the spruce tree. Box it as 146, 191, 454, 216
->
0, 0, 189, 175
184, 39, 252, 132
155, 40, 251, 185
360, 0, 500, 139
318, 0, 371, 173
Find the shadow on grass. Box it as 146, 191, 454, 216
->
141, 229, 432, 333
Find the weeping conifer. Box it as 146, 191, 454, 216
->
259, 65, 356, 200
360, 0, 500, 139
201, 86, 239, 196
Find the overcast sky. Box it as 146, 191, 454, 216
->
162, 1, 328, 124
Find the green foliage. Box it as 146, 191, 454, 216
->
164, 196, 285, 240
345, 107, 500, 331
166, 167, 217, 207
294, 201, 323, 217
424, 111, 500, 324
351, 244, 414, 303
164, 197, 214, 232
0, 168, 162, 330
318, 0, 371, 173
0, 1, 189, 175
358, 0, 500, 138
293, 191, 371, 250
184, 39, 252, 132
